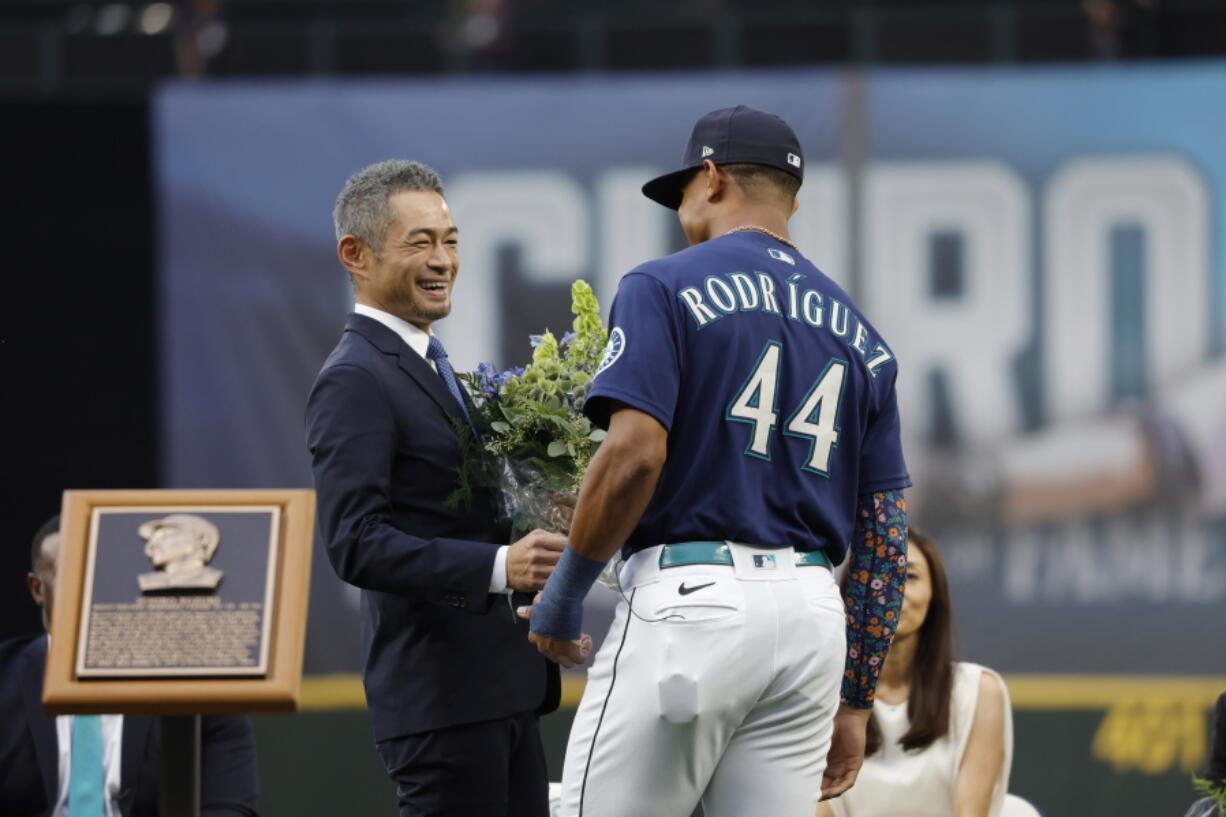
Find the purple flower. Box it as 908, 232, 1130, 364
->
470, 361, 528, 399
491, 366, 524, 389
473, 361, 500, 396
529, 334, 544, 348
870, 579, 883, 590
560, 331, 577, 345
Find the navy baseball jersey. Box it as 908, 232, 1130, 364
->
584, 231, 910, 564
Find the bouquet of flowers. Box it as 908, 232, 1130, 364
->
453, 279, 609, 538
1191, 776, 1226, 817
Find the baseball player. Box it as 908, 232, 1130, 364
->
525, 106, 911, 817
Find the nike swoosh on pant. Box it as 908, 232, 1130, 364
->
678, 581, 715, 596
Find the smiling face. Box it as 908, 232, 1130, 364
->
355, 190, 459, 330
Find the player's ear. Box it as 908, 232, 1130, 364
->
703, 160, 725, 203
790, 196, 800, 216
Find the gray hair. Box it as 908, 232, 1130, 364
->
333, 159, 445, 253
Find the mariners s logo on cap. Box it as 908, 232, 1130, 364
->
642, 105, 805, 211
595, 327, 626, 377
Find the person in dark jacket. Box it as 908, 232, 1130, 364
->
0, 515, 260, 817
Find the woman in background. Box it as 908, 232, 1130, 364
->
819, 530, 1013, 817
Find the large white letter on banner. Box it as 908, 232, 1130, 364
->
443, 171, 589, 370
595, 168, 669, 320
791, 164, 849, 291
1043, 156, 1210, 420
862, 161, 1031, 444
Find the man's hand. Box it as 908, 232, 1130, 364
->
821, 705, 871, 801
505, 530, 567, 592
517, 596, 593, 669
527, 631, 593, 669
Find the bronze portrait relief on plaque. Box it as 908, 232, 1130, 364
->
137, 514, 225, 593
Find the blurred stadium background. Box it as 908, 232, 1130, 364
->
3, 1, 1225, 815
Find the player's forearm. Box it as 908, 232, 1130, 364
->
841, 490, 907, 708
529, 407, 667, 641
568, 433, 665, 563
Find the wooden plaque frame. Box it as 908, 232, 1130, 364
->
44, 489, 314, 715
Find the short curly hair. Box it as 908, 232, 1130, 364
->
30, 515, 60, 572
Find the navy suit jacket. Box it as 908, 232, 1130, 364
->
1210, 692, 1226, 782
305, 313, 558, 741
0, 635, 259, 817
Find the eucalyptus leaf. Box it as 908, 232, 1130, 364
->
544, 414, 577, 432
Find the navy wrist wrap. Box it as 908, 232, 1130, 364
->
530, 548, 606, 641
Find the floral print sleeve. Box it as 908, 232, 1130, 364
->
841, 489, 908, 709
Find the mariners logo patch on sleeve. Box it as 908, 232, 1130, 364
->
767, 247, 795, 265
595, 327, 626, 376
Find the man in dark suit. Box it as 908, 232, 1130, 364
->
0, 516, 260, 817
1210, 692, 1226, 784
306, 159, 566, 817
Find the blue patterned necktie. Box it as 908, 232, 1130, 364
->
68, 715, 105, 817
425, 335, 471, 421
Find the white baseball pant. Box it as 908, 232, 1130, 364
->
559, 542, 846, 817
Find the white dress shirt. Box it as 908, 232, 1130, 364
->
53, 713, 124, 817
45, 628, 122, 817
44, 634, 124, 817
353, 304, 510, 593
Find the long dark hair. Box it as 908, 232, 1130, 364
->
858, 528, 957, 754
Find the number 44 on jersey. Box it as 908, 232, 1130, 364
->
726, 341, 848, 477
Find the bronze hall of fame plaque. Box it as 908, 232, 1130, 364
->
74, 506, 280, 679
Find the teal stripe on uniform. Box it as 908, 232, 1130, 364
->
659, 541, 831, 569
659, 541, 733, 567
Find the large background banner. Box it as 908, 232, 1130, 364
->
156, 64, 1226, 685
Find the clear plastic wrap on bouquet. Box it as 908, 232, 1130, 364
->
488, 455, 625, 592
488, 456, 577, 541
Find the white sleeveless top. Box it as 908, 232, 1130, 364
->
829, 662, 1013, 817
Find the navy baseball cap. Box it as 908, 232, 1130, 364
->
642, 105, 804, 210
